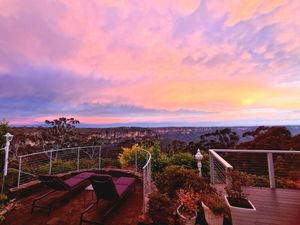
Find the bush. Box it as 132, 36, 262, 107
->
52, 159, 76, 173
147, 191, 173, 225
155, 166, 214, 198
119, 144, 147, 170
79, 158, 98, 169
169, 152, 196, 169
202, 193, 228, 215
101, 158, 121, 168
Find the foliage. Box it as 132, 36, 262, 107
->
0, 119, 9, 171
202, 193, 227, 215
101, 158, 121, 168
0, 119, 9, 147
225, 170, 248, 199
0, 193, 8, 205
43, 117, 80, 149
142, 141, 166, 173
177, 189, 201, 212
147, 191, 173, 225
155, 166, 214, 198
239, 126, 292, 150
118, 144, 147, 170
169, 152, 196, 169
198, 128, 239, 150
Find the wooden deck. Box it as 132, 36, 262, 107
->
215, 185, 300, 225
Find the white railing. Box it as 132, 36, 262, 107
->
18, 146, 103, 186
17, 145, 152, 210
209, 149, 300, 188
142, 150, 151, 213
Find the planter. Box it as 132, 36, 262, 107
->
177, 204, 197, 225
201, 202, 224, 225
225, 196, 256, 225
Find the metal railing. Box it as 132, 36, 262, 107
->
142, 150, 151, 213
17, 146, 103, 186
209, 149, 300, 188
16, 145, 152, 210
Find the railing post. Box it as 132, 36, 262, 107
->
17, 156, 22, 188
49, 150, 53, 175
135, 148, 138, 173
77, 147, 80, 171
98, 146, 101, 169
267, 152, 275, 188
143, 167, 146, 213
209, 151, 215, 184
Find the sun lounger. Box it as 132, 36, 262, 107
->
31, 172, 95, 215
80, 174, 136, 225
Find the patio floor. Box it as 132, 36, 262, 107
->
3, 180, 143, 225
215, 184, 300, 225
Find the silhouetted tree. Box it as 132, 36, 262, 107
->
0, 119, 8, 147
43, 117, 80, 149
196, 128, 239, 150
238, 126, 292, 150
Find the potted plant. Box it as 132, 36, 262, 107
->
176, 189, 200, 225
201, 192, 227, 225
225, 170, 256, 225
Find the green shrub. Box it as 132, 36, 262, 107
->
101, 158, 121, 168
169, 152, 196, 169
52, 159, 76, 173
147, 191, 173, 225
202, 193, 228, 215
118, 144, 147, 170
155, 166, 214, 198
79, 158, 98, 169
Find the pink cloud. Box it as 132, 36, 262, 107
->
1, 0, 300, 125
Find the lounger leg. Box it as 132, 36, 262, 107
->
31, 190, 55, 215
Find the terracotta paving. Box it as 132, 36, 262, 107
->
3, 180, 143, 225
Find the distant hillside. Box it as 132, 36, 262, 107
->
8, 125, 300, 155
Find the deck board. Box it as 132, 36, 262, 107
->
215, 185, 300, 225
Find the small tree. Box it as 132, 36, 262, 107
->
43, 117, 80, 149
0, 119, 8, 147
0, 119, 9, 171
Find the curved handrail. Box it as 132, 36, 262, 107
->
141, 149, 151, 170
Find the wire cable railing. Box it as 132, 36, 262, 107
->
209, 149, 300, 189
15, 145, 152, 211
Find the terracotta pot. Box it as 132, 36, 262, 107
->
225, 196, 256, 225
201, 202, 224, 225
177, 204, 197, 225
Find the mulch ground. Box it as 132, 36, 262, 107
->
2, 180, 143, 225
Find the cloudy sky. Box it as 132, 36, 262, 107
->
1, 0, 300, 127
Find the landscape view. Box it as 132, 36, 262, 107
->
1, 1, 300, 225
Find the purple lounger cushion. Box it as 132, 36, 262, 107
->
72, 172, 95, 179
115, 177, 135, 186
115, 184, 128, 198
64, 177, 85, 188
90, 174, 135, 201
64, 172, 96, 188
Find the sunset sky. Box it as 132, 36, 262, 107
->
1, 0, 300, 127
